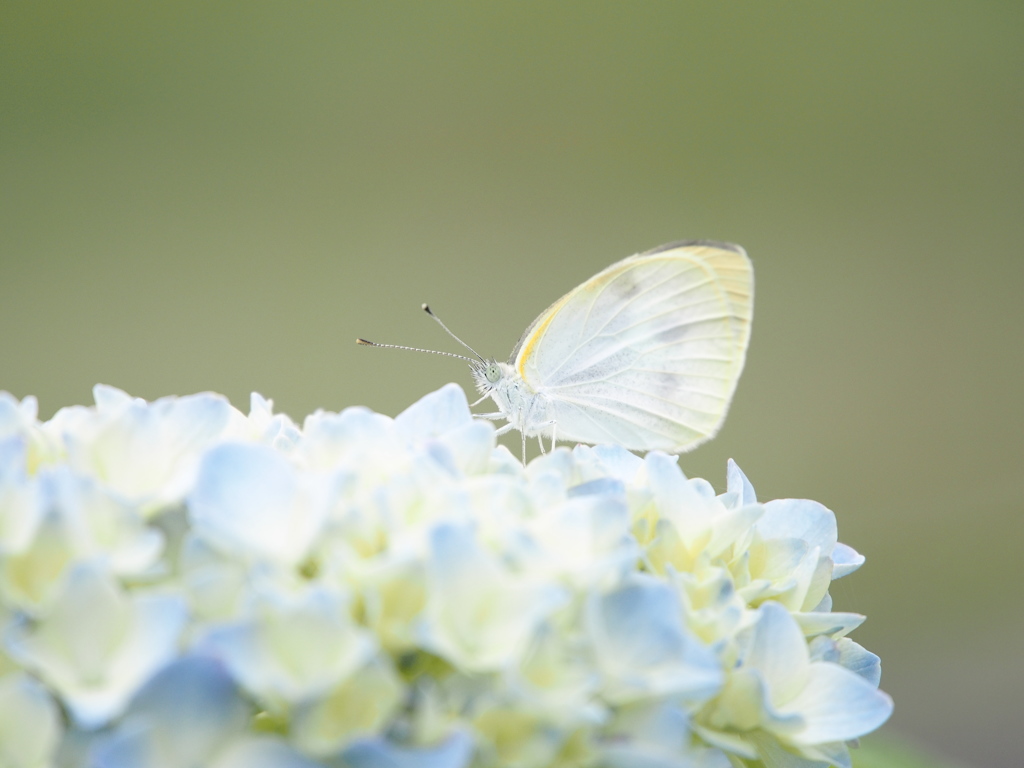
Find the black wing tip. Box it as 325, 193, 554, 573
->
640, 239, 746, 257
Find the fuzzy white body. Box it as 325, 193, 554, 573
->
474, 362, 552, 439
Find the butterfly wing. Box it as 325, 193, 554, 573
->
511, 241, 753, 451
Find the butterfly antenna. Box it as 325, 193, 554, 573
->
422, 304, 486, 362
356, 338, 478, 363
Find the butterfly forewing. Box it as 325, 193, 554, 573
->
513, 242, 753, 452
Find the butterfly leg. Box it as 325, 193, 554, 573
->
493, 423, 515, 436
475, 412, 506, 421
530, 420, 557, 454
470, 393, 490, 407
521, 430, 527, 465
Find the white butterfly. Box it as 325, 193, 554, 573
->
359, 240, 753, 463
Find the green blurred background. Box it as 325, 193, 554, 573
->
2, 3, 1021, 765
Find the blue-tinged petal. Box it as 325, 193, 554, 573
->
807, 592, 832, 613
0, 672, 61, 768
394, 384, 472, 441
189, 443, 327, 567
92, 656, 249, 768
0, 436, 27, 482
567, 477, 626, 498
836, 639, 882, 687
778, 662, 893, 745
601, 701, 731, 768
830, 543, 865, 579
587, 575, 722, 704
526, 448, 577, 488
726, 459, 757, 506
756, 500, 837, 554
419, 442, 461, 479
808, 638, 881, 688
584, 444, 644, 483
341, 730, 473, 768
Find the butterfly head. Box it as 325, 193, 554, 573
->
470, 358, 504, 394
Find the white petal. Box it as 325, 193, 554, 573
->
92, 385, 133, 412
0, 672, 61, 768
644, 453, 715, 543
394, 384, 472, 441
291, 658, 403, 756
8, 564, 187, 728
757, 500, 837, 555
422, 525, 564, 672
0, 440, 42, 554
742, 602, 810, 707
189, 443, 327, 566
726, 459, 757, 506
705, 503, 762, 559
779, 662, 893, 745
300, 406, 396, 470
791, 612, 864, 639
530, 493, 633, 584
436, 420, 496, 476
201, 587, 374, 704
79, 392, 235, 510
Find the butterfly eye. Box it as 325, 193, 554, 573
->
486, 364, 501, 383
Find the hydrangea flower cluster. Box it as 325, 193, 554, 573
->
0, 383, 891, 768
